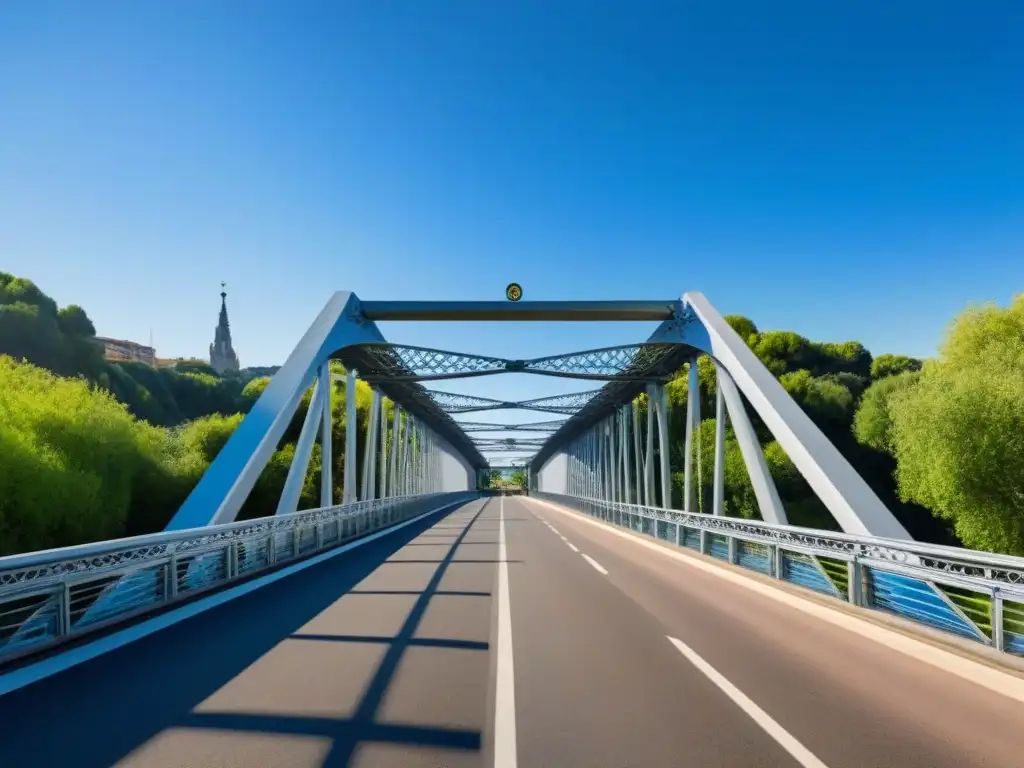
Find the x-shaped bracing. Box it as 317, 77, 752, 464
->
353, 343, 681, 383
456, 419, 567, 432
425, 389, 603, 415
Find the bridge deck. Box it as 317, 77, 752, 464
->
0, 496, 1020, 767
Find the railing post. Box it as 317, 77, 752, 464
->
773, 545, 783, 579
168, 552, 180, 597
59, 582, 72, 635
992, 589, 1005, 652
226, 541, 238, 579
847, 557, 863, 606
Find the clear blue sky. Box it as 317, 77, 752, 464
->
2, 1, 1022, 443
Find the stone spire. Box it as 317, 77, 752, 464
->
209, 282, 240, 374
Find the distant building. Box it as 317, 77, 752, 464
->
209, 283, 240, 374
95, 337, 156, 367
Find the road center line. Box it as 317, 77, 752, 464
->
667, 636, 829, 768
566, 541, 580, 553
582, 554, 609, 575
549, 526, 560, 535
494, 495, 518, 768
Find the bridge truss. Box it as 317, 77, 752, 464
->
8, 293, 1024, 675
14, 291, 1024, 668
156, 293, 913, 544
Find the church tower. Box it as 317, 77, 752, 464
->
209, 282, 240, 374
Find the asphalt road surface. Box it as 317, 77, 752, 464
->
1, 495, 1022, 767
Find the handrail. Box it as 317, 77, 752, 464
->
0, 492, 479, 667
533, 493, 1024, 656
0, 494, 435, 577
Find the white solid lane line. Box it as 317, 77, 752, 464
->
494, 495, 518, 768
667, 636, 829, 768
581, 554, 609, 576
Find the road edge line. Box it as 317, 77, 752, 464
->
526, 497, 1024, 705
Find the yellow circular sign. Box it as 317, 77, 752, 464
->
506, 283, 523, 302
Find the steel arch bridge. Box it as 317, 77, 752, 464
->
163, 292, 910, 539
3, 291, 1024, 768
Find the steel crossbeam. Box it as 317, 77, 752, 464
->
353, 342, 684, 383
152, 293, 915, 541
456, 419, 567, 432
424, 388, 603, 415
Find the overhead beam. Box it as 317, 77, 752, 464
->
360, 300, 677, 322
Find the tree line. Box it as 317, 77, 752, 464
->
1, 272, 1021, 556
654, 299, 1023, 555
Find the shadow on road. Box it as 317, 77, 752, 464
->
0, 498, 494, 767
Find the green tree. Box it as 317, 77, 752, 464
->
853, 371, 921, 453
724, 315, 758, 344
0, 356, 169, 554
173, 359, 220, 377
808, 341, 873, 378
240, 375, 271, 410
887, 296, 1024, 554
750, 331, 810, 376
0, 274, 58, 315
871, 353, 923, 380
57, 304, 97, 337
0, 302, 64, 371
780, 369, 855, 438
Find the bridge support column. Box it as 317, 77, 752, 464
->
717, 365, 788, 525
683, 359, 701, 512
320, 362, 334, 508
618, 403, 626, 505
713, 367, 726, 517
647, 382, 671, 509
631, 400, 642, 506
341, 368, 357, 504
389, 404, 401, 497
378, 395, 389, 499
276, 379, 323, 515
644, 385, 655, 506
362, 389, 381, 500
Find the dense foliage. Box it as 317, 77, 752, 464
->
885, 296, 1024, 553
2, 272, 1022, 557
652, 314, 952, 544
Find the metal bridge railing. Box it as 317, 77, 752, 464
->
0, 491, 479, 667
533, 492, 1024, 657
